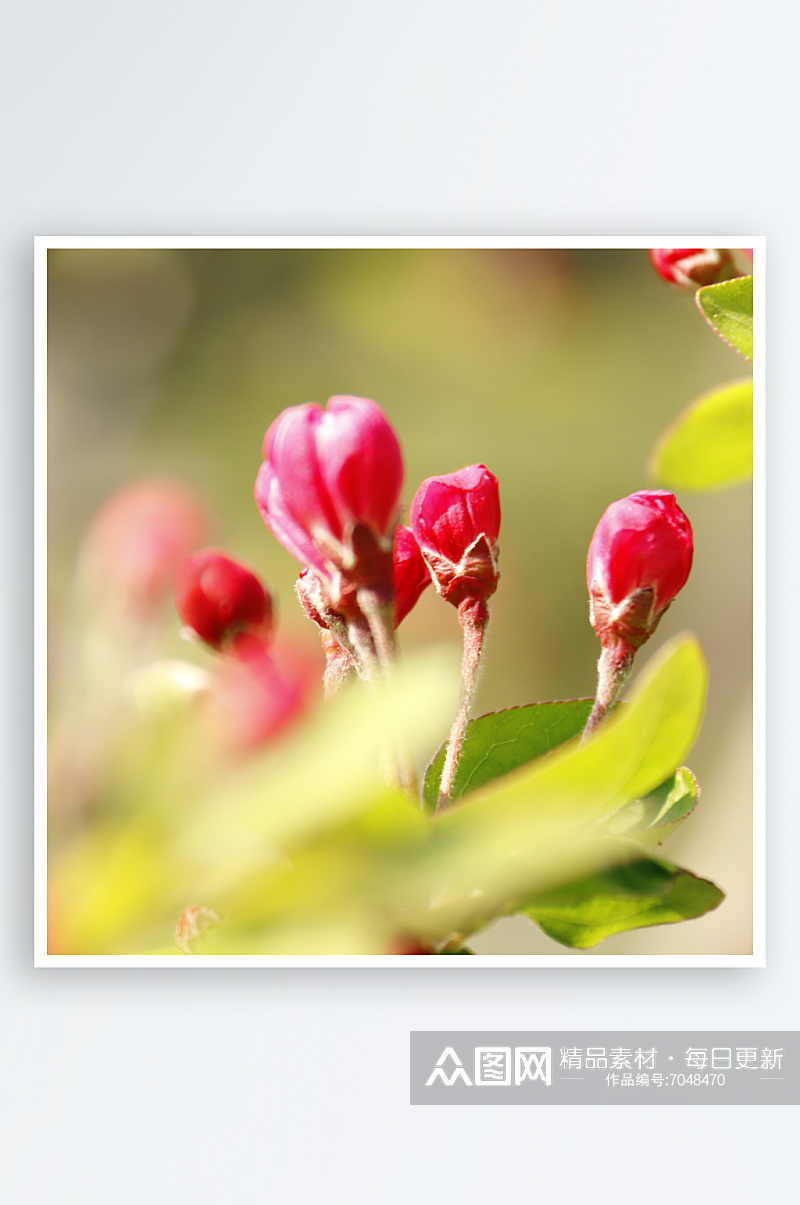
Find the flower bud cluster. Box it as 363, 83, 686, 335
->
255, 395, 501, 691
249, 394, 695, 766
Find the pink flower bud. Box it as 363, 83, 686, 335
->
587, 490, 693, 653
254, 462, 330, 578
649, 247, 738, 290
83, 479, 208, 616
174, 549, 273, 650
409, 465, 500, 607
393, 525, 431, 626
257, 397, 403, 596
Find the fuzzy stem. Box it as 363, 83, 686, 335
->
581, 641, 634, 743
346, 615, 380, 682
357, 585, 419, 798
357, 586, 396, 679
320, 632, 356, 699
347, 600, 403, 790
437, 599, 488, 813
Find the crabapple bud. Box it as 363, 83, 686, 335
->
649, 247, 738, 290
409, 465, 500, 608
174, 549, 273, 650
256, 396, 403, 607
587, 490, 693, 654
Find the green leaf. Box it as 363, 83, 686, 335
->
696, 275, 753, 361
442, 634, 708, 830
651, 378, 753, 491
607, 765, 698, 847
521, 858, 724, 948
423, 699, 595, 811
402, 635, 710, 941
424, 699, 699, 845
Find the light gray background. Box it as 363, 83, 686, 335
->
2, 2, 797, 1202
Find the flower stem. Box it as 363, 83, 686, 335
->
356, 586, 419, 798
581, 641, 634, 743
357, 586, 396, 680
437, 599, 488, 813
320, 631, 356, 699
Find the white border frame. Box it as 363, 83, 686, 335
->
34, 235, 766, 968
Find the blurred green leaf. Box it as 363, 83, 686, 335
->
423, 699, 594, 811
651, 379, 753, 491
58, 636, 710, 954
182, 648, 459, 867
607, 765, 698, 847
521, 858, 724, 948
186, 639, 709, 952
696, 275, 753, 360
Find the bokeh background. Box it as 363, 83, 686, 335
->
47, 246, 753, 954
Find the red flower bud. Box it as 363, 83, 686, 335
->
587, 490, 693, 653
649, 247, 738, 290
257, 397, 403, 602
393, 525, 431, 626
83, 479, 208, 616
174, 549, 272, 650
409, 465, 500, 607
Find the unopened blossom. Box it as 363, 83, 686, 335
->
256, 396, 403, 607
410, 464, 501, 810
409, 465, 500, 608
174, 549, 273, 650
649, 247, 738, 290
583, 490, 694, 741
587, 490, 693, 653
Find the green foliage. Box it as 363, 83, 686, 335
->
606, 765, 698, 847
423, 699, 594, 810
696, 275, 753, 361
651, 379, 753, 491
521, 858, 724, 949
51, 635, 713, 953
